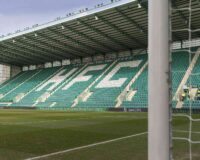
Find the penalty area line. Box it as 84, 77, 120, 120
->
25, 131, 147, 160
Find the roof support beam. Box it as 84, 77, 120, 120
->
0, 48, 32, 64
172, 1, 200, 37
79, 19, 131, 50
13, 37, 67, 62
115, 8, 147, 34
19, 36, 67, 60
0, 58, 16, 65
28, 35, 74, 58
0, 43, 30, 59
48, 28, 95, 56
0, 43, 44, 63
39, 32, 85, 58
4, 41, 55, 62
65, 25, 118, 52
2, 42, 50, 62
7, 36, 66, 61
96, 14, 146, 47
139, 1, 183, 42
0, 54, 18, 63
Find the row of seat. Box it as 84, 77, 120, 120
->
0, 50, 199, 109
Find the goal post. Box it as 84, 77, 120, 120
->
148, 0, 171, 160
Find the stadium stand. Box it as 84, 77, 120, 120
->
121, 67, 148, 109
183, 49, 200, 109
10, 67, 62, 107
0, 48, 200, 110
76, 54, 148, 108
36, 62, 110, 108
11, 64, 83, 107
121, 50, 190, 109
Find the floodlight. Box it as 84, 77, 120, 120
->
95, 16, 99, 20
138, 3, 142, 8
61, 25, 65, 29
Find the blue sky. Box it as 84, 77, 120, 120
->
0, 0, 110, 35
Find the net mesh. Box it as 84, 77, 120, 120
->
171, 0, 200, 159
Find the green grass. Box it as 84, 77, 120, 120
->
0, 109, 199, 160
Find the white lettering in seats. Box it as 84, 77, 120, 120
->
95, 60, 141, 88
62, 64, 106, 90
36, 68, 77, 91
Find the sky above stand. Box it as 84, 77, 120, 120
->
0, 0, 110, 35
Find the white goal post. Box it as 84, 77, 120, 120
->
148, 0, 171, 160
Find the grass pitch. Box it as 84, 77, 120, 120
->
0, 109, 199, 160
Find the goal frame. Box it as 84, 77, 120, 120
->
148, 0, 172, 160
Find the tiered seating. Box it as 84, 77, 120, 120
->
2, 68, 62, 103
11, 67, 61, 107
0, 73, 23, 89
172, 51, 190, 108
0, 70, 39, 102
172, 51, 190, 96
76, 55, 147, 108
122, 67, 148, 108
15, 64, 83, 107
187, 56, 200, 86
0, 49, 199, 110
183, 53, 200, 108
183, 100, 200, 108
122, 51, 189, 109
36, 62, 110, 108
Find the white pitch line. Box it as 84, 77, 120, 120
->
0, 120, 62, 125
173, 130, 200, 134
0, 116, 146, 126
0, 118, 89, 125
25, 131, 147, 160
